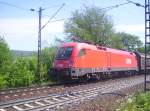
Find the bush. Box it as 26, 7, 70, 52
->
8, 58, 35, 87
0, 74, 8, 88
40, 47, 56, 83
117, 92, 150, 111
0, 38, 12, 69
0, 37, 12, 89
41, 47, 56, 69
0, 38, 57, 89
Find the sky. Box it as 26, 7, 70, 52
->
0, 0, 144, 51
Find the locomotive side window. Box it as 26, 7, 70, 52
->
78, 49, 86, 57
56, 47, 73, 59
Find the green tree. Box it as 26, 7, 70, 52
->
0, 37, 12, 72
138, 46, 145, 53
110, 34, 124, 49
114, 32, 143, 51
8, 58, 35, 87
0, 36, 12, 88
27, 56, 37, 73
40, 47, 56, 82
41, 47, 56, 69
110, 32, 143, 51
65, 6, 114, 46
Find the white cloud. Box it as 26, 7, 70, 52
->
0, 18, 64, 35
115, 24, 144, 34
0, 18, 37, 34
42, 20, 64, 33
0, 18, 145, 50
0, 18, 65, 50
115, 24, 145, 43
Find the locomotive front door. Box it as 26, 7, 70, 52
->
107, 52, 111, 70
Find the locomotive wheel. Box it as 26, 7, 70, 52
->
100, 72, 106, 80
96, 73, 101, 80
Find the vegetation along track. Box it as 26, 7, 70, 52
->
0, 75, 148, 111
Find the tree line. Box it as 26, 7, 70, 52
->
64, 6, 144, 52
0, 37, 56, 89
0, 6, 144, 89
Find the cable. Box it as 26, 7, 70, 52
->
99, 0, 144, 12
99, 1, 131, 11
41, 3, 65, 30
44, 4, 64, 10
50, 18, 66, 22
46, 2, 135, 23
0, 1, 66, 13
48, 1, 139, 21
126, 0, 145, 8
0, 1, 31, 12
43, 2, 132, 22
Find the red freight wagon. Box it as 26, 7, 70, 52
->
53, 42, 138, 79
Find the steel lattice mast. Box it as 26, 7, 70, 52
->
144, 0, 150, 91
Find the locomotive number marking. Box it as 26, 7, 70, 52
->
126, 58, 132, 64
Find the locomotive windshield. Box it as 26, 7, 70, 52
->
56, 47, 74, 59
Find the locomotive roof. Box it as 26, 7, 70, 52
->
61, 42, 96, 49
61, 42, 134, 56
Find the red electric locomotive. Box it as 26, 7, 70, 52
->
52, 42, 139, 80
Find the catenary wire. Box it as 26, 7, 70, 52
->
44, 1, 142, 23
41, 3, 65, 30
0, 1, 31, 12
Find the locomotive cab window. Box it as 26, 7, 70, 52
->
56, 47, 74, 59
78, 49, 86, 57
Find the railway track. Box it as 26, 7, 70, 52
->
0, 75, 140, 97
0, 75, 148, 111
0, 76, 136, 102
0, 85, 64, 102
0, 86, 49, 95
0, 82, 92, 102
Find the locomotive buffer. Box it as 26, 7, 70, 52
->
144, 0, 150, 92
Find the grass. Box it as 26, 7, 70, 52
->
117, 92, 150, 111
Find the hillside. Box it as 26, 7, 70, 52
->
11, 50, 36, 57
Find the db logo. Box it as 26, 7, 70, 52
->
126, 58, 132, 64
